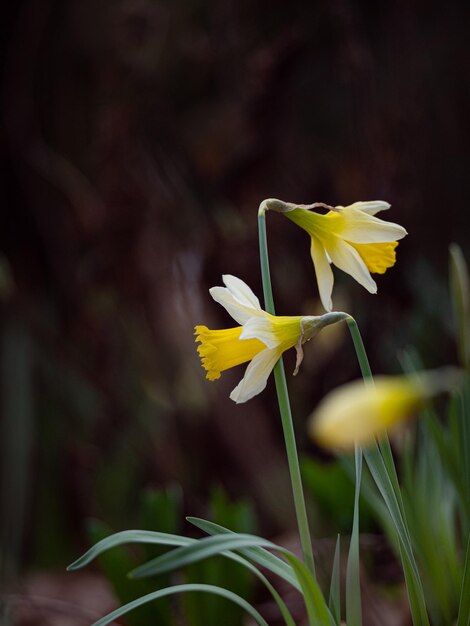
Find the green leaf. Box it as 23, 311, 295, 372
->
347, 318, 429, 625
346, 445, 362, 626
284, 553, 332, 626
185, 518, 296, 626
129, 533, 286, 579
72, 524, 296, 626
364, 443, 430, 626
67, 529, 193, 571
140, 486, 183, 535
90, 583, 270, 626
447, 392, 470, 527
457, 533, 470, 626
215, 556, 296, 626
187, 517, 300, 590
185, 488, 255, 626
69, 529, 307, 626
125, 521, 330, 626
301, 456, 355, 533
459, 381, 470, 526
209, 486, 255, 533
328, 535, 341, 626
450, 243, 470, 370
86, 520, 172, 626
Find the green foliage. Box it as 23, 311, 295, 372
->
344, 318, 431, 626
457, 536, 470, 626
81, 486, 257, 626
187, 517, 301, 589
399, 373, 469, 626
183, 488, 255, 626
70, 519, 334, 626
87, 486, 183, 626
301, 456, 354, 532
346, 446, 362, 626
90, 584, 270, 626
402, 420, 461, 624
357, 245, 470, 626
328, 536, 341, 626
301, 456, 376, 533
87, 521, 173, 626
450, 243, 470, 370
67, 230, 470, 626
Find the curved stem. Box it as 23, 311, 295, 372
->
346, 317, 373, 381
346, 316, 404, 508
258, 209, 315, 577
346, 316, 429, 626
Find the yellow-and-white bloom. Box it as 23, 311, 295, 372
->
195, 274, 347, 403
263, 199, 408, 311
309, 369, 461, 450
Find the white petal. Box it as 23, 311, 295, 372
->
210, 286, 262, 325
230, 348, 281, 403
339, 208, 407, 244
328, 239, 377, 294
222, 275, 262, 310
240, 316, 279, 349
343, 201, 391, 215
310, 236, 334, 312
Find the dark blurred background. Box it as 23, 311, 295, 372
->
1, 0, 469, 623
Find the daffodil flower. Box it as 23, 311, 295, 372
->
309, 369, 461, 450
195, 275, 347, 403
262, 199, 408, 311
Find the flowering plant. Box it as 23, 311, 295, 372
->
69, 199, 469, 626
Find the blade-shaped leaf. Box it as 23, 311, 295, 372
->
346, 445, 362, 626
329, 535, 341, 626
129, 533, 286, 579
121, 521, 330, 626
457, 534, 470, 626
364, 443, 430, 626
67, 529, 193, 571
71, 526, 297, 626
449, 243, 470, 370
90, 583, 270, 626
187, 517, 300, 590
86, 521, 173, 626
284, 553, 333, 626
347, 317, 429, 625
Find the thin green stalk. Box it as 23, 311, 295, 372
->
346, 443, 362, 626
346, 317, 373, 381
457, 532, 470, 626
258, 208, 315, 577
449, 243, 470, 371
346, 318, 403, 511
346, 316, 429, 626
343, 317, 364, 626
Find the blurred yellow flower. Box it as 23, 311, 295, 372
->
308, 370, 460, 450
263, 199, 407, 311
195, 275, 347, 403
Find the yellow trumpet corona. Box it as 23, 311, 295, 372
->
262, 199, 407, 311
195, 275, 347, 403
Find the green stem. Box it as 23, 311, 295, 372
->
346, 317, 405, 514
346, 316, 429, 626
344, 317, 365, 626
346, 317, 373, 381
258, 209, 315, 577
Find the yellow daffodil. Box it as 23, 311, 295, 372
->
309, 369, 461, 450
195, 274, 347, 403
262, 199, 408, 311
